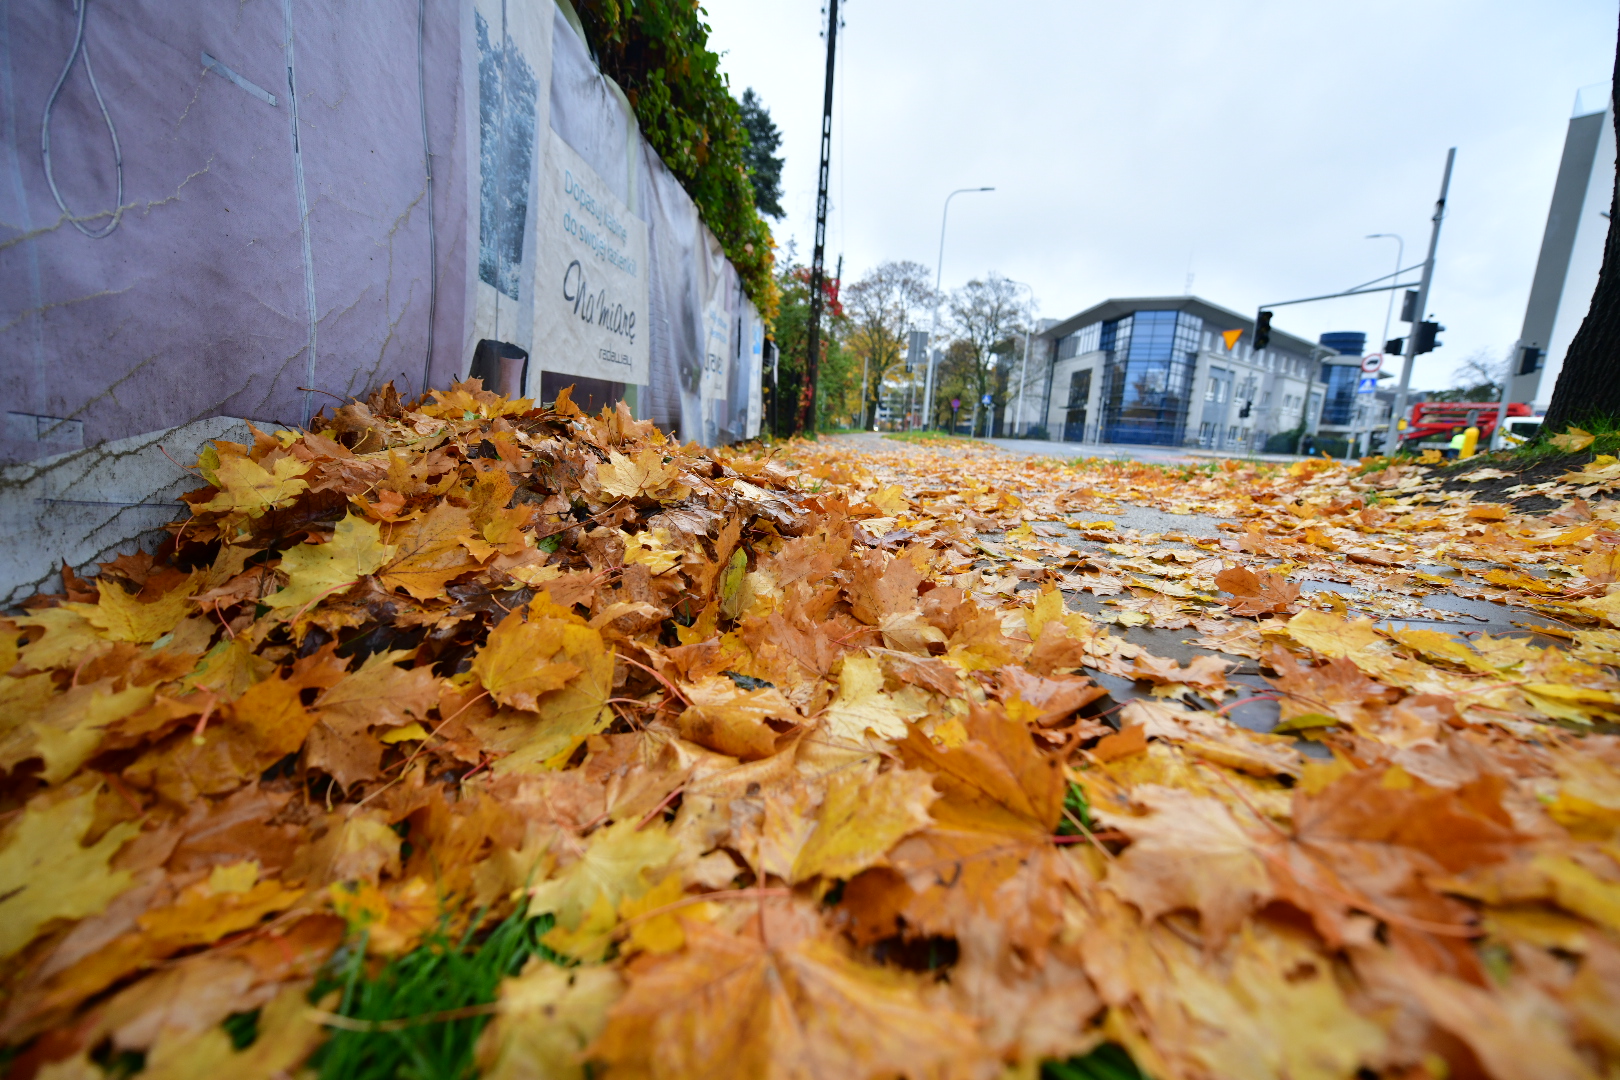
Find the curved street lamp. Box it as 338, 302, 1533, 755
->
924, 187, 995, 429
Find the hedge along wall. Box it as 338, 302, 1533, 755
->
0, 0, 766, 470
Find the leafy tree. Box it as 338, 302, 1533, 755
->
571, 1, 778, 324
843, 261, 936, 429
947, 274, 1031, 437
737, 88, 784, 220
1541, 10, 1620, 433
767, 255, 849, 437
929, 340, 980, 431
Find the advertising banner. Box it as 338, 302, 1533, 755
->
533, 130, 650, 385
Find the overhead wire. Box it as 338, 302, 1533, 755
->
41, 0, 124, 239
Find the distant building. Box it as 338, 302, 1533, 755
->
1029, 296, 1325, 451
1510, 82, 1614, 411
1314, 331, 1395, 454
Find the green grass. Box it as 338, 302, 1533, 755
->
1044, 1043, 1148, 1080
307, 909, 560, 1080
882, 430, 980, 444
1510, 415, 1620, 465
1056, 780, 1095, 837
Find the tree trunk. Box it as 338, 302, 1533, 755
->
1542, 13, 1620, 434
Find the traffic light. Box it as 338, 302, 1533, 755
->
1412, 320, 1443, 354
1385, 337, 1405, 356
1400, 290, 1419, 323
1239, 400, 1252, 418
1253, 311, 1273, 350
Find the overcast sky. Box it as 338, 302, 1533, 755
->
703, 0, 1617, 390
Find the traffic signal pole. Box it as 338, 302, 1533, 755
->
1384, 148, 1456, 455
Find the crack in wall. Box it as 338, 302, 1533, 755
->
0, 159, 214, 253
0, 285, 134, 337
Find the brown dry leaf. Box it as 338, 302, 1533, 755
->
1214, 564, 1300, 616
1101, 784, 1273, 943
592, 916, 992, 1080
381, 502, 482, 599
677, 674, 797, 760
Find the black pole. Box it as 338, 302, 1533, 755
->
800, 0, 838, 436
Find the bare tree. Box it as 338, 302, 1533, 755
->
843, 261, 935, 428
947, 274, 1031, 436
1428, 348, 1506, 403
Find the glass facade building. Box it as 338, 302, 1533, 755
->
1318, 364, 1360, 426
1096, 310, 1201, 444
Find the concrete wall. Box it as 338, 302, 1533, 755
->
1, 415, 254, 606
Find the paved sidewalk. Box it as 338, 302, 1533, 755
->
984, 436, 1309, 465
819, 431, 1565, 740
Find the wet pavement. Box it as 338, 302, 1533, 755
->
817, 433, 1572, 744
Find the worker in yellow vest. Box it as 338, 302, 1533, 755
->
1446, 429, 1466, 459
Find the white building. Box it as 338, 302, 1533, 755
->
1510, 82, 1614, 411
1030, 297, 1325, 452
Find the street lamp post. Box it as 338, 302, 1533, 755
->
1361, 234, 1403, 457
922, 187, 994, 429
1004, 279, 1037, 436
1365, 234, 1404, 352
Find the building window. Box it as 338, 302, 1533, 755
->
1228, 425, 1238, 442
1261, 390, 1272, 406
1099, 310, 1201, 446
1064, 368, 1091, 442
1056, 322, 1101, 360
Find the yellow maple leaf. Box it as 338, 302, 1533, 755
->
529, 818, 680, 940
821, 654, 927, 746
330, 877, 440, 955
140, 980, 327, 1080
620, 527, 681, 574
790, 765, 938, 883
477, 964, 624, 1080
597, 448, 689, 501
0, 787, 138, 958
198, 453, 310, 517
25, 681, 155, 783
15, 606, 107, 670
68, 575, 198, 643
138, 877, 305, 947
1550, 426, 1595, 453
471, 607, 592, 710
265, 512, 397, 610
866, 484, 910, 515
620, 873, 710, 957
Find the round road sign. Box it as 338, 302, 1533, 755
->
1361, 353, 1383, 374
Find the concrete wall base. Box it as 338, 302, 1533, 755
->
1, 416, 255, 608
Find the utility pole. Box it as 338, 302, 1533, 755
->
1384, 148, 1455, 454
799, 0, 839, 436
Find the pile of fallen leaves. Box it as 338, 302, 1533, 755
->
3, 382, 1620, 1080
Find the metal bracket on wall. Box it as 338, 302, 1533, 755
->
201, 51, 278, 107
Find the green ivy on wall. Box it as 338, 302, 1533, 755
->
571, 0, 780, 329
